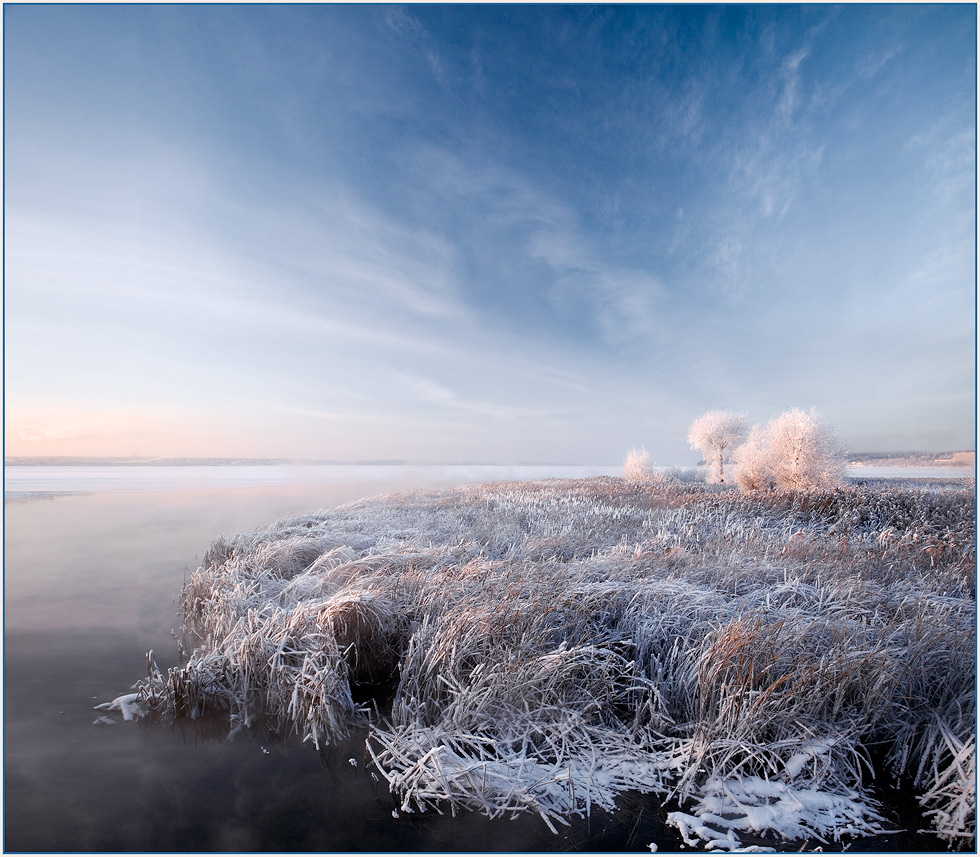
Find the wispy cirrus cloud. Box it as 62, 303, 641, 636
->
528, 228, 665, 345
729, 43, 827, 222
383, 6, 448, 88
857, 45, 901, 80
908, 126, 976, 205
406, 144, 669, 345
777, 46, 810, 121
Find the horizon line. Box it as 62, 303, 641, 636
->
4, 451, 976, 468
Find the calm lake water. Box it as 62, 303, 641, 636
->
3, 466, 957, 852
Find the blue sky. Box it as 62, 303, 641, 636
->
4, 4, 976, 463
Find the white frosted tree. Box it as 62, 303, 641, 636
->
768, 407, 846, 491
622, 447, 652, 483
734, 408, 846, 493
732, 424, 776, 493
687, 410, 748, 484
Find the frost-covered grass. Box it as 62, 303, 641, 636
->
130, 476, 975, 850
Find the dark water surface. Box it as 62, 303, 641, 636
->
3, 477, 952, 852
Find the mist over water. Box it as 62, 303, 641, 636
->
4, 463, 624, 496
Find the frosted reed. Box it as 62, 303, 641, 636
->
127, 476, 974, 849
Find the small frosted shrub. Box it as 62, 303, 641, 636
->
668, 466, 706, 484
648, 466, 678, 485
623, 447, 652, 483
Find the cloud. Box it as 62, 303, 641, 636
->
777, 46, 810, 121
7, 146, 469, 326
408, 145, 668, 346
908, 126, 976, 205
383, 6, 448, 87
902, 238, 976, 315
409, 144, 571, 226
4, 195, 477, 431
4, 404, 206, 456
281, 193, 466, 320
718, 41, 828, 223
531, 230, 665, 345
469, 44, 486, 95
857, 45, 901, 79
6, 127, 662, 458
664, 80, 707, 144
705, 235, 746, 299
732, 135, 826, 222
383, 6, 426, 38
392, 371, 552, 422
15, 422, 95, 443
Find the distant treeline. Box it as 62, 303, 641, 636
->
848, 451, 975, 467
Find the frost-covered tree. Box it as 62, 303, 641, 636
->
687, 410, 748, 484
732, 424, 776, 493
768, 407, 846, 491
734, 408, 846, 493
622, 447, 652, 483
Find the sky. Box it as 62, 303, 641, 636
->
4, 4, 976, 464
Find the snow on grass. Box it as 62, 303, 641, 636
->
93, 692, 144, 721
668, 774, 894, 849
106, 476, 974, 849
